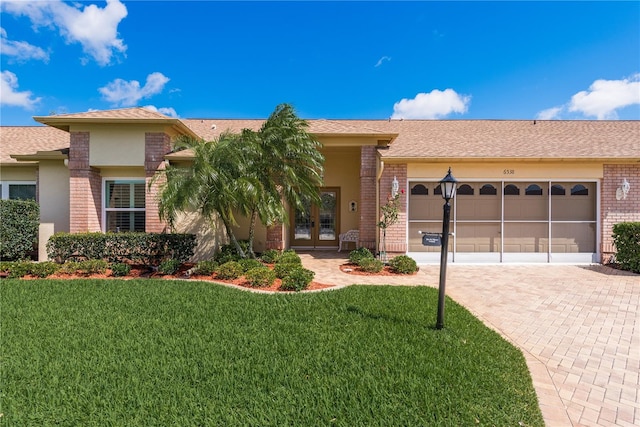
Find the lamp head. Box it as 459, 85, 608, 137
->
439, 167, 458, 201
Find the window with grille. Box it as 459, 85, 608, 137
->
104, 180, 145, 232
0, 182, 36, 200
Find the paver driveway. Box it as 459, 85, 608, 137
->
300, 252, 640, 427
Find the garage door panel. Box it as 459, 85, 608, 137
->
408, 222, 444, 252
503, 223, 548, 253
456, 223, 501, 252
551, 223, 596, 253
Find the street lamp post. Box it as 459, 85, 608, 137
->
436, 167, 458, 330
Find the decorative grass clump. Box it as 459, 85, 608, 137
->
0, 280, 544, 426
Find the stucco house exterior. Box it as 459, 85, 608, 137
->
1, 107, 638, 263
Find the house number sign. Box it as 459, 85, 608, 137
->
503, 169, 515, 175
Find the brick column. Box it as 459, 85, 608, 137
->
145, 132, 172, 233
68, 132, 102, 232
601, 164, 640, 262
266, 223, 285, 250
379, 164, 408, 254
359, 146, 377, 250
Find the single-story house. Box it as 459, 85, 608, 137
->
1, 107, 638, 263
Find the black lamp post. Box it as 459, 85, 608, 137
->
436, 167, 458, 330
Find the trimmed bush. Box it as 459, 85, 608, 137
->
159, 259, 181, 275
0, 200, 39, 261
349, 247, 374, 264
358, 258, 384, 273
245, 267, 276, 288
46, 232, 196, 265
59, 260, 109, 275
215, 241, 251, 264
613, 222, 640, 273
28, 261, 59, 278
0, 261, 30, 278
215, 261, 243, 280
259, 249, 281, 264
239, 258, 264, 273
280, 267, 315, 292
278, 250, 301, 265
110, 262, 131, 277
273, 262, 300, 279
388, 255, 419, 274
193, 260, 218, 276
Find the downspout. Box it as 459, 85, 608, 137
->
375, 159, 384, 254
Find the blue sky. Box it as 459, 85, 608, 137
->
1, 0, 639, 126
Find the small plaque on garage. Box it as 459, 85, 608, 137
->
422, 234, 441, 247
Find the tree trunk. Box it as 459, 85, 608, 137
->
222, 218, 246, 258
247, 209, 258, 259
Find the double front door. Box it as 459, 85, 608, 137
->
290, 188, 340, 248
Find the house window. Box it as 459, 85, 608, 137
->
479, 184, 497, 195
104, 180, 145, 232
411, 184, 428, 195
551, 184, 566, 195
504, 184, 520, 196
571, 184, 589, 196
0, 181, 36, 200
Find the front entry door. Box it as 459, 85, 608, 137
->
290, 188, 340, 249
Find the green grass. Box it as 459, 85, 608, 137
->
1, 280, 544, 426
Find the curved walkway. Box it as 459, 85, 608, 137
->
299, 252, 640, 427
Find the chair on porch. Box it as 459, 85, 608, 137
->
338, 229, 359, 252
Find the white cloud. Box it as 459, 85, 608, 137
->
375, 56, 391, 67
568, 74, 640, 119
391, 89, 471, 119
536, 106, 562, 120
0, 27, 50, 63
536, 74, 640, 120
143, 105, 178, 118
2, 0, 127, 66
0, 70, 41, 109
99, 72, 170, 106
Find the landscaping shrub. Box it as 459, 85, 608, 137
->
0, 200, 39, 261
239, 258, 264, 273
280, 267, 315, 292
277, 250, 301, 265
349, 247, 374, 264
110, 262, 131, 277
193, 260, 218, 276
358, 258, 384, 273
273, 262, 300, 279
159, 259, 181, 275
28, 261, 59, 278
259, 249, 281, 264
0, 261, 30, 278
613, 222, 640, 273
59, 260, 108, 275
215, 241, 251, 264
215, 261, 243, 280
244, 267, 276, 288
388, 255, 419, 274
47, 232, 196, 265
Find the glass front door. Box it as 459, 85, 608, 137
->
290, 188, 340, 248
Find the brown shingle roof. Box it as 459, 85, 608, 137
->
345, 119, 640, 161
1, 126, 70, 164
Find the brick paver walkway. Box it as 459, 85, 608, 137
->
299, 252, 640, 427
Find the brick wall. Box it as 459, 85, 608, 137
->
601, 164, 640, 262
266, 223, 285, 250
359, 146, 377, 250
145, 132, 171, 233
68, 132, 101, 232
379, 164, 408, 254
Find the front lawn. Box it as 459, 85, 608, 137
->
1, 280, 544, 426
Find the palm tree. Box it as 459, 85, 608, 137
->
241, 103, 325, 257
152, 133, 254, 258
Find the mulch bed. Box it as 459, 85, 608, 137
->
339, 263, 418, 276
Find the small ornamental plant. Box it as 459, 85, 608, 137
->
358, 258, 384, 273
245, 267, 276, 288
110, 262, 131, 277
280, 267, 315, 292
349, 247, 374, 265
377, 189, 404, 262
215, 261, 243, 280
388, 255, 418, 274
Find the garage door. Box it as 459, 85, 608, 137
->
408, 181, 597, 263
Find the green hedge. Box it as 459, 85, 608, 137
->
46, 232, 196, 266
0, 200, 39, 261
613, 222, 640, 274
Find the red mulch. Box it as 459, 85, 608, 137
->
339, 263, 418, 276
16, 263, 335, 293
